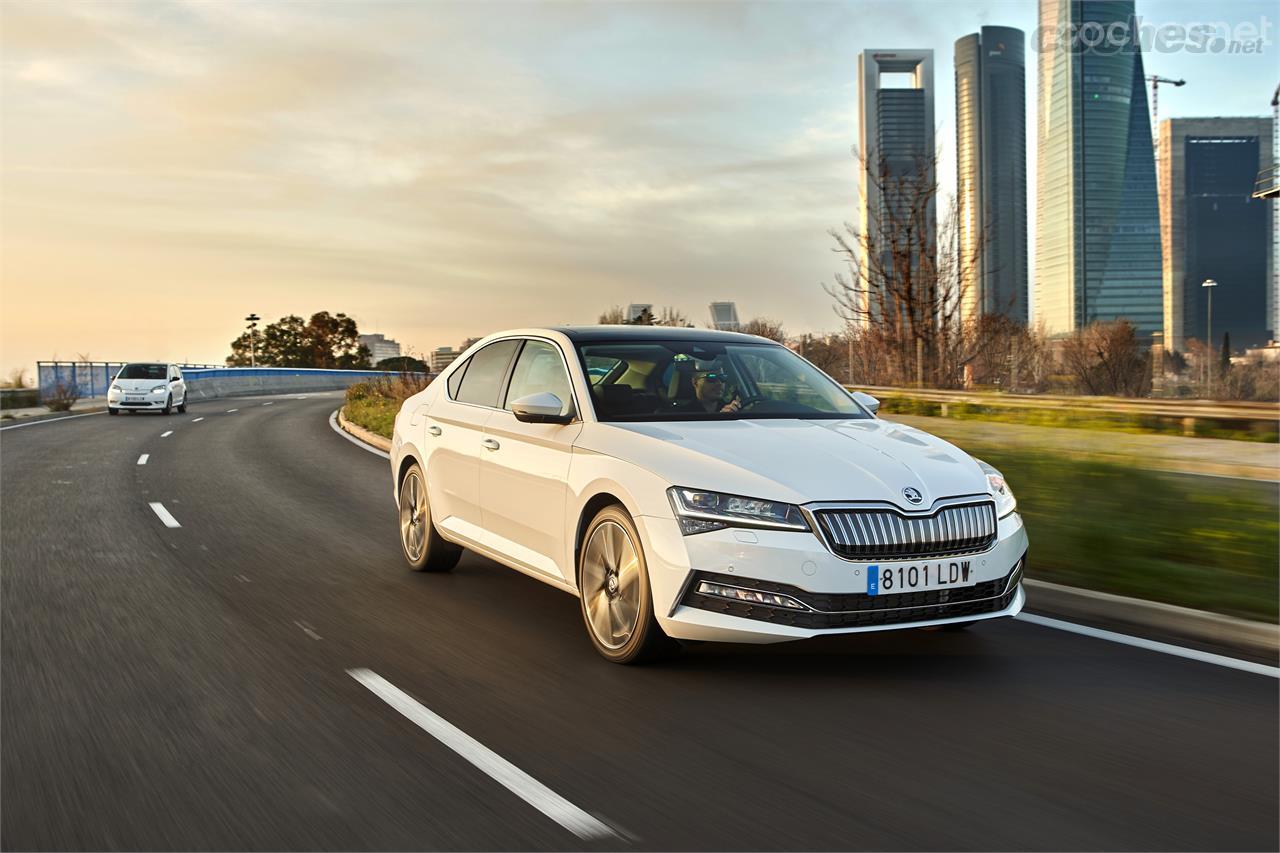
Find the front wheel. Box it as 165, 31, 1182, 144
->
177, 393, 187, 414
578, 506, 677, 664
162, 394, 172, 415
398, 463, 461, 572
108, 407, 119, 416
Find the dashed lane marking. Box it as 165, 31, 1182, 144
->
192, 417, 204, 422
137, 454, 149, 465
226, 408, 238, 413
294, 620, 322, 640
160, 430, 173, 438
148, 502, 181, 529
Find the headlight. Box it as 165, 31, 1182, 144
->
667, 487, 809, 535
151, 385, 167, 393
977, 460, 1017, 518
109, 384, 122, 393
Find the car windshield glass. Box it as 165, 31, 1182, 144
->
575, 341, 869, 421
118, 364, 167, 380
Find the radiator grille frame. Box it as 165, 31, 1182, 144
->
806, 497, 998, 562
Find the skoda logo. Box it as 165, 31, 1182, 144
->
902, 487, 923, 505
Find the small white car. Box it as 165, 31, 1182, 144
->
390, 327, 1026, 664
108, 363, 187, 415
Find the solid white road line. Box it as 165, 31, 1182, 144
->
328, 410, 390, 459
348, 669, 617, 840
0, 411, 105, 431
192, 417, 204, 422
137, 454, 149, 465
160, 430, 173, 438
148, 502, 181, 529
1015, 613, 1279, 678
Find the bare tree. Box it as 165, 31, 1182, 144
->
740, 317, 786, 343
597, 306, 629, 324
825, 148, 1001, 388
654, 306, 693, 327
1059, 321, 1151, 396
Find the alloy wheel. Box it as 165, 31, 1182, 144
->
581, 520, 642, 649
399, 470, 426, 562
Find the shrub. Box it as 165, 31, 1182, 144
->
45, 381, 80, 412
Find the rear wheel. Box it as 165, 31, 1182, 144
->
398, 463, 461, 572
578, 505, 676, 664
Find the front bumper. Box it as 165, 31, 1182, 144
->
109, 394, 168, 409
638, 510, 1028, 644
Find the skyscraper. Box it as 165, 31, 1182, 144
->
1034, 0, 1163, 339
708, 302, 741, 331
1159, 117, 1274, 352
857, 49, 935, 325
955, 27, 1028, 324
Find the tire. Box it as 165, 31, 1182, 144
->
398, 462, 461, 572
162, 394, 172, 416
108, 407, 119, 416
177, 393, 187, 414
577, 505, 677, 664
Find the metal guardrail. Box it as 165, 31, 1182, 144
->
849, 385, 1280, 429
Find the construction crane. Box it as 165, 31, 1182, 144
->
1146, 75, 1186, 132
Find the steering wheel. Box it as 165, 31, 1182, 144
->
731, 394, 766, 411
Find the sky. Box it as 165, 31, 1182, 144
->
2, 0, 1276, 376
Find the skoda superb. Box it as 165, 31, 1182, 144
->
390, 327, 1026, 663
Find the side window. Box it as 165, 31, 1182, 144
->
453, 340, 520, 408
447, 358, 469, 399
504, 340, 574, 415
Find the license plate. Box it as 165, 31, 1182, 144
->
125, 395, 144, 402
867, 559, 977, 596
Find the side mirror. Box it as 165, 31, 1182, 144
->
170, 377, 181, 383
852, 390, 880, 415
511, 392, 573, 425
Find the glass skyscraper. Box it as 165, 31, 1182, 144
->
955, 27, 1028, 324
1035, 0, 1163, 338
1159, 118, 1274, 352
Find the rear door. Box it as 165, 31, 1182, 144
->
479, 338, 582, 580
424, 339, 520, 536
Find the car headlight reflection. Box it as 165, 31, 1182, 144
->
668, 487, 810, 535
977, 460, 1017, 518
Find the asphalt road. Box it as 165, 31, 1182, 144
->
2, 393, 1276, 851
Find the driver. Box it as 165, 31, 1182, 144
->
680, 369, 741, 413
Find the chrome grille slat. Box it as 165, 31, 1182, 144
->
815, 502, 997, 562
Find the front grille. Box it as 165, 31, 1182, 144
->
680, 559, 1022, 630
813, 501, 996, 561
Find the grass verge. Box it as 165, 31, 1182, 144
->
343, 373, 429, 439
973, 446, 1278, 623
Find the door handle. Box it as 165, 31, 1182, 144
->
481, 438, 500, 451
426, 425, 442, 436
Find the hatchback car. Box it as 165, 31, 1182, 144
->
390, 327, 1026, 663
108, 363, 187, 415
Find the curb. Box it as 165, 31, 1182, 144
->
1025, 578, 1278, 656
328, 408, 1278, 658
337, 406, 392, 453
1, 405, 107, 425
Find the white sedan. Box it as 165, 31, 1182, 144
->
390, 327, 1026, 664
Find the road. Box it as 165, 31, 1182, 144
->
2, 393, 1276, 851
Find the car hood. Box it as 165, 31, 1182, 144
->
580, 417, 990, 509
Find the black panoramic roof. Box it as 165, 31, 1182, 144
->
550, 325, 776, 345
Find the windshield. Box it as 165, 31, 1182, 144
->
118, 364, 167, 380
575, 340, 869, 422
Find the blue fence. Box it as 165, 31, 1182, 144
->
36, 362, 395, 401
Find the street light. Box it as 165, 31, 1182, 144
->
1201, 279, 1217, 398
245, 313, 261, 367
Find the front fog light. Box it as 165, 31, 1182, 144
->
696, 580, 808, 610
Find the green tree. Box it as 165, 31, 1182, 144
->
226, 311, 371, 368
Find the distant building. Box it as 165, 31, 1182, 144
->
430, 347, 460, 373
1159, 117, 1275, 352
709, 302, 741, 331
625, 304, 653, 324
955, 26, 1028, 324
1034, 0, 1162, 339
359, 333, 402, 364
857, 48, 935, 325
